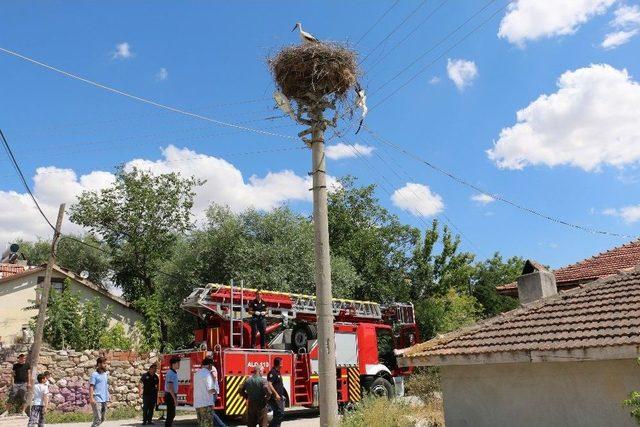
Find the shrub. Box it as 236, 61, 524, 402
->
405, 367, 441, 404
99, 323, 133, 350
340, 396, 444, 427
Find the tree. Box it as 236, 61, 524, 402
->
80, 298, 111, 349
43, 280, 81, 349
471, 253, 523, 317
328, 177, 419, 301
70, 167, 201, 348
408, 219, 476, 299
416, 288, 482, 339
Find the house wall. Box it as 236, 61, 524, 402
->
0, 271, 143, 344
441, 359, 640, 427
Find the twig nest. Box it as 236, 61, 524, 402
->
269, 42, 358, 104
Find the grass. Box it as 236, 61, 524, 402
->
45, 406, 140, 424
340, 396, 444, 427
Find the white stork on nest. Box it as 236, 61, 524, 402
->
292, 22, 319, 44
354, 83, 368, 134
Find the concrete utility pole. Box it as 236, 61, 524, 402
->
28, 204, 65, 388
309, 107, 339, 426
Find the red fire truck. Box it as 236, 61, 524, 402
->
159, 282, 419, 416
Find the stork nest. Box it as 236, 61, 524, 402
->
269, 42, 358, 105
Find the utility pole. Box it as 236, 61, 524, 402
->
27, 204, 65, 393
309, 107, 339, 426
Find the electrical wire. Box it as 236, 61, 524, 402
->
354, 1, 401, 46
363, 125, 632, 239
366, 0, 450, 74
371, 1, 508, 109
0, 47, 297, 141
0, 128, 55, 229
359, 0, 428, 65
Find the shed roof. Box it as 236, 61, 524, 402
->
399, 266, 640, 366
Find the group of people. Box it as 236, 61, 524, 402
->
2, 353, 53, 427
240, 358, 288, 427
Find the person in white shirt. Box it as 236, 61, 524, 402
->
193, 357, 221, 427
27, 373, 49, 427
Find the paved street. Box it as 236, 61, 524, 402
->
0, 409, 320, 427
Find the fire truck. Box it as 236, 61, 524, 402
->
159, 282, 420, 416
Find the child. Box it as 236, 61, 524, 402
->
28, 373, 49, 427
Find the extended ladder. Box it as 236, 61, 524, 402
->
229, 279, 244, 348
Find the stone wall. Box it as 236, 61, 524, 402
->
0, 345, 159, 412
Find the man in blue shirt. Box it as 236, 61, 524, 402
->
89, 357, 109, 427
164, 357, 180, 427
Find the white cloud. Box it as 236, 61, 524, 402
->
446, 58, 478, 90
112, 42, 134, 60
429, 76, 441, 85
603, 205, 640, 223
0, 145, 338, 243
391, 183, 444, 217
602, 5, 640, 49
155, 67, 169, 81
498, 0, 616, 46
487, 64, 640, 171
325, 143, 374, 160
471, 193, 496, 205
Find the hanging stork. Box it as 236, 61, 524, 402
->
273, 90, 296, 121
292, 22, 319, 44
354, 83, 368, 134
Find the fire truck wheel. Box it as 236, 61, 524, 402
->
292, 323, 316, 352
368, 377, 394, 399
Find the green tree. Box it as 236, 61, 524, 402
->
80, 298, 111, 350
70, 167, 201, 348
417, 288, 481, 339
471, 253, 523, 317
43, 280, 81, 349
328, 177, 419, 301
99, 324, 133, 350
409, 219, 476, 299
14, 239, 50, 265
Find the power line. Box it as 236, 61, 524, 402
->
371, 1, 507, 109
366, 0, 450, 73
354, 0, 401, 46
359, 0, 428, 65
363, 125, 632, 239
0, 128, 55, 229
360, 132, 483, 254
0, 47, 297, 141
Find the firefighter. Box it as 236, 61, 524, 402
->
240, 365, 271, 427
267, 357, 288, 427
248, 290, 267, 348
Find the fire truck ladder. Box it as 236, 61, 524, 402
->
229, 279, 244, 348
180, 284, 383, 323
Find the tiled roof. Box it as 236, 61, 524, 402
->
400, 267, 640, 362
0, 263, 28, 279
497, 239, 640, 294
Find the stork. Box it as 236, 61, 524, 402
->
354, 83, 368, 134
292, 22, 319, 44
273, 90, 296, 121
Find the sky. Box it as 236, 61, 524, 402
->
1, 0, 639, 270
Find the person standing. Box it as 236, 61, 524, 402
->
1, 353, 32, 417
27, 373, 49, 427
139, 363, 159, 425
267, 358, 287, 427
89, 357, 109, 427
248, 290, 267, 349
164, 357, 180, 427
193, 357, 217, 427
240, 366, 271, 427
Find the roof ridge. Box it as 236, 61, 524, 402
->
555, 238, 640, 273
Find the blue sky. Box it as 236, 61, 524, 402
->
1, 0, 639, 269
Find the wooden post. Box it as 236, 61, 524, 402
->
26, 204, 65, 398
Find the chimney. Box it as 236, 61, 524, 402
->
517, 259, 557, 304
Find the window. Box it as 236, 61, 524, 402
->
375, 327, 397, 370
37, 276, 66, 292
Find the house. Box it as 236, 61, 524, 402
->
0, 263, 143, 345
497, 239, 640, 297
397, 261, 640, 427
